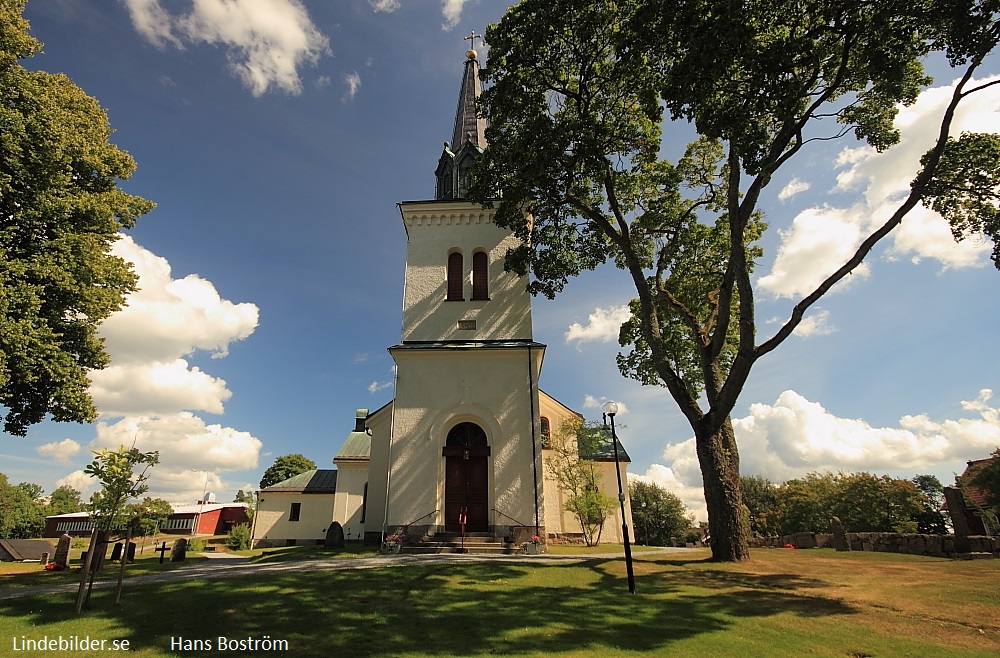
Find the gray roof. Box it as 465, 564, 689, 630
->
0, 539, 54, 562
261, 469, 337, 494
451, 52, 486, 152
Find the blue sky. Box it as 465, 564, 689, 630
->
4, 0, 999, 520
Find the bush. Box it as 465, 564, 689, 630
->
226, 524, 252, 551
186, 537, 205, 552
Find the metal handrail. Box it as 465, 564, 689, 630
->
492, 508, 531, 529
400, 509, 438, 537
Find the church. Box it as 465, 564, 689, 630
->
252, 43, 633, 551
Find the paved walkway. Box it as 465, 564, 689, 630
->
0, 547, 694, 601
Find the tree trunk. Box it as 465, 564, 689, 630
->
695, 417, 749, 561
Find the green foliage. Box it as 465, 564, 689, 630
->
628, 479, 692, 546
186, 537, 205, 552
546, 419, 618, 546
226, 523, 252, 551
0, 0, 155, 435
774, 472, 923, 534
233, 489, 256, 522
129, 497, 172, 538
85, 445, 159, 531
259, 454, 316, 489
920, 132, 1000, 268
46, 484, 84, 516
910, 474, 948, 534
740, 475, 780, 537
472, 0, 999, 562
0, 473, 45, 538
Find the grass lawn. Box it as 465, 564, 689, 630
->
1, 548, 997, 657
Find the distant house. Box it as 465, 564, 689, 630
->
253, 470, 338, 548
42, 503, 249, 538
953, 458, 998, 535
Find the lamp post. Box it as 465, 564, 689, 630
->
603, 401, 636, 594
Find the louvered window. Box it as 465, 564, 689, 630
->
472, 251, 489, 300
447, 252, 464, 301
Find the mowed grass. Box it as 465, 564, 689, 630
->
1, 548, 997, 657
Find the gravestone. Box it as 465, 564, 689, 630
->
53, 534, 72, 569
125, 542, 136, 563
110, 542, 124, 562
830, 516, 850, 552
170, 538, 188, 562
325, 522, 345, 549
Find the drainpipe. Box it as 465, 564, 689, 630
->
528, 345, 540, 535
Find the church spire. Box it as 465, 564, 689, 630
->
451, 31, 486, 153
435, 31, 486, 200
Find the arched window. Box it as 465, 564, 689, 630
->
447, 252, 464, 301
540, 417, 551, 446
472, 251, 489, 300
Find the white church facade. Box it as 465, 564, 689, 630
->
253, 45, 633, 550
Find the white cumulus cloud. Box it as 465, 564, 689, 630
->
759, 75, 1000, 298
123, 0, 331, 96
442, 0, 471, 30
36, 439, 82, 466
565, 305, 631, 346
369, 0, 401, 12
91, 413, 262, 503
648, 388, 1000, 521
778, 177, 810, 201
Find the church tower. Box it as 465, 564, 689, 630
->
363, 42, 547, 542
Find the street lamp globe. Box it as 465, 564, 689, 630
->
603, 400, 619, 416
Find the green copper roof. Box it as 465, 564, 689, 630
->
262, 469, 337, 493
334, 408, 371, 462
579, 429, 632, 463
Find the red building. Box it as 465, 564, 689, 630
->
43, 503, 249, 538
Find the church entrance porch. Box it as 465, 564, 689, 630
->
442, 422, 490, 533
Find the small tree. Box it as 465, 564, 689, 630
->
629, 479, 692, 546
47, 484, 85, 516
76, 445, 159, 612
0, 474, 45, 538
259, 454, 316, 489
233, 489, 257, 523
547, 419, 618, 546
911, 474, 948, 535
226, 523, 252, 551
740, 475, 780, 537
129, 497, 172, 541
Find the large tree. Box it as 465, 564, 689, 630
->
259, 453, 316, 489
0, 0, 154, 436
470, 0, 1000, 560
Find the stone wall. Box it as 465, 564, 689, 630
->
749, 532, 999, 558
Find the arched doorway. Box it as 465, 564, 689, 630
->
442, 422, 490, 533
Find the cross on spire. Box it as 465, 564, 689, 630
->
464, 30, 483, 48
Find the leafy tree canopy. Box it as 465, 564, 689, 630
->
0, 0, 154, 435
0, 472, 44, 538
85, 445, 159, 531
628, 479, 691, 546
47, 484, 84, 516
259, 454, 316, 489
471, 0, 999, 561
129, 497, 172, 538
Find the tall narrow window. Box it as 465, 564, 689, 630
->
472, 251, 489, 300
540, 417, 551, 446
447, 252, 464, 301
289, 502, 301, 522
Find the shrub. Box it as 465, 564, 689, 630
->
226, 524, 252, 551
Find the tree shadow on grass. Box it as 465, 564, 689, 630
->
0, 556, 859, 657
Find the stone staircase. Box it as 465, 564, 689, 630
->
401, 531, 520, 555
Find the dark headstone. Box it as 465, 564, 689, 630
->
53, 534, 72, 569
830, 516, 850, 552
170, 538, 188, 562
126, 542, 136, 563
325, 522, 345, 549
110, 542, 124, 562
